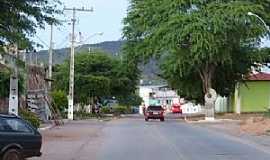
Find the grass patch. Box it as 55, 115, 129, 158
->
264, 108, 270, 118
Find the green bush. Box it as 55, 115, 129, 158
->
51, 90, 68, 113
113, 106, 129, 116
264, 108, 270, 118
74, 111, 95, 119
19, 109, 41, 129
100, 107, 111, 114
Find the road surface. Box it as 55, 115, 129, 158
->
33, 118, 270, 160
97, 118, 270, 160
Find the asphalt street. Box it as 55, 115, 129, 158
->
96, 118, 270, 160
32, 117, 270, 160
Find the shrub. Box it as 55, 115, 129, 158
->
74, 111, 95, 120
100, 107, 111, 114
51, 90, 68, 113
19, 109, 41, 129
264, 108, 270, 118
113, 106, 129, 116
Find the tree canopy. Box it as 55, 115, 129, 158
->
0, 0, 61, 49
123, 0, 270, 102
0, 67, 24, 98
53, 50, 139, 105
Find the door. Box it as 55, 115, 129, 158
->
0, 118, 40, 156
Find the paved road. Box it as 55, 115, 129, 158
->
33, 118, 270, 160
96, 118, 270, 160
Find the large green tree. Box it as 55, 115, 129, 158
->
0, 67, 24, 98
0, 0, 61, 49
53, 50, 139, 104
123, 0, 270, 102
0, 67, 11, 98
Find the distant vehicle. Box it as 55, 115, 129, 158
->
0, 114, 42, 160
171, 104, 182, 114
131, 106, 139, 114
144, 105, 165, 122
103, 99, 118, 111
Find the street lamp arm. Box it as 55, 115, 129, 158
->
75, 32, 104, 52
248, 12, 270, 32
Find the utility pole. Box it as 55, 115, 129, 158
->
64, 7, 93, 120
48, 24, 54, 90
9, 44, 19, 116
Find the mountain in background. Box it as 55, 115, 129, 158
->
36, 40, 164, 85
37, 41, 125, 65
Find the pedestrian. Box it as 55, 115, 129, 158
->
142, 104, 146, 116
95, 102, 102, 119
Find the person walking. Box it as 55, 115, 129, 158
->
95, 101, 102, 119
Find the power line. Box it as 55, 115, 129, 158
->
55, 35, 69, 48
35, 35, 49, 48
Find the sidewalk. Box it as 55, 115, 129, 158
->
31, 119, 106, 160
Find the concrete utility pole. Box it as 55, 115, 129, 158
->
64, 7, 93, 120
48, 24, 54, 90
9, 44, 19, 116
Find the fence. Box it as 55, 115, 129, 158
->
215, 96, 229, 113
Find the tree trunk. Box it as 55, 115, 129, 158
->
199, 63, 215, 95
199, 63, 216, 120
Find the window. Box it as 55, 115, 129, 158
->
148, 105, 163, 111
0, 119, 5, 131
1, 118, 32, 133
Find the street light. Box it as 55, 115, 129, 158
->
76, 32, 104, 51
67, 32, 103, 120
247, 12, 270, 32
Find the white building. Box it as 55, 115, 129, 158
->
139, 85, 180, 114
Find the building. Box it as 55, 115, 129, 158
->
234, 72, 270, 113
139, 85, 180, 114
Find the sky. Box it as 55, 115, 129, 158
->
35, 0, 129, 50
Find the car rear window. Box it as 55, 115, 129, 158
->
0, 118, 32, 133
147, 106, 163, 111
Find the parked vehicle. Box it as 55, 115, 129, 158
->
171, 104, 182, 114
0, 114, 42, 160
131, 106, 139, 114
144, 105, 165, 122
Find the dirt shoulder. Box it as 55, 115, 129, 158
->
192, 114, 270, 152
215, 113, 270, 136
30, 120, 108, 160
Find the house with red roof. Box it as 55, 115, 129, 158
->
234, 72, 270, 113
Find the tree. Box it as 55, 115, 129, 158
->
0, 0, 61, 49
53, 50, 139, 104
0, 67, 11, 98
0, 67, 24, 98
51, 90, 68, 112
123, 0, 270, 102
117, 94, 143, 107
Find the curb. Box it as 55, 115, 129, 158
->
186, 119, 241, 124
38, 119, 70, 131
38, 124, 55, 131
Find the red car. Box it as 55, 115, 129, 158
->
145, 105, 165, 121
171, 104, 182, 113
